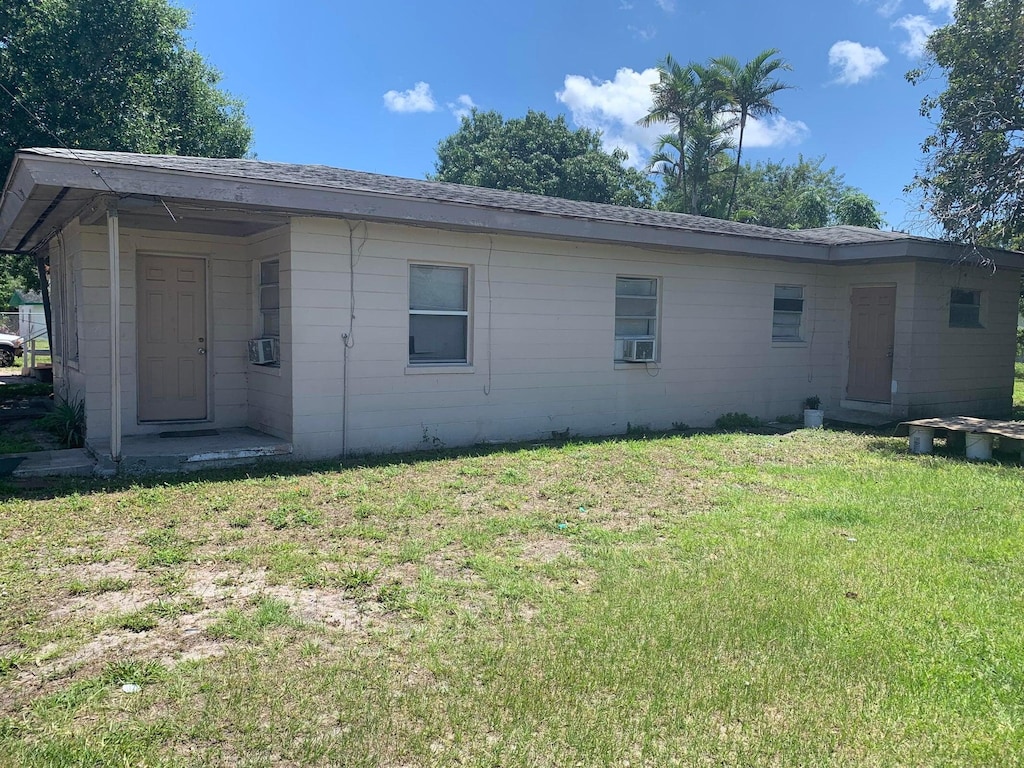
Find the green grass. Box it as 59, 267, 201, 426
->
1, 429, 1023, 766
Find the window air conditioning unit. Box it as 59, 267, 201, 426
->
248, 337, 279, 365
622, 339, 656, 362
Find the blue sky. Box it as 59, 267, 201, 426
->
183, 0, 958, 233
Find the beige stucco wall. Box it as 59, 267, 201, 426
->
903, 261, 1020, 417
52, 212, 1021, 461
285, 218, 842, 457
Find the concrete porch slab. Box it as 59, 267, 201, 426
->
116, 427, 293, 474
826, 407, 898, 429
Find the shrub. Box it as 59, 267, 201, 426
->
42, 396, 85, 448
714, 412, 763, 431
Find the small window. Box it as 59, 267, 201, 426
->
949, 289, 982, 328
773, 285, 804, 341
409, 264, 469, 364
259, 260, 280, 338
615, 276, 659, 360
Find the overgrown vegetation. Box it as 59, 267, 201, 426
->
2, 428, 1022, 764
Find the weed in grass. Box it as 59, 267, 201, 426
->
102, 658, 167, 686
148, 597, 202, 618
377, 581, 411, 612
299, 640, 322, 658
337, 523, 388, 542
340, 567, 377, 592
67, 576, 132, 595
151, 569, 186, 594
299, 566, 335, 589
292, 507, 323, 527
228, 515, 253, 529
266, 508, 290, 530
115, 610, 158, 633
0, 653, 29, 679
207, 596, 295, 642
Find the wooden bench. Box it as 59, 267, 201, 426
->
896, 416, 1024, 461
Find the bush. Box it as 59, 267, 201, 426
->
714, 412, 763, 431
42, 396, 85, 448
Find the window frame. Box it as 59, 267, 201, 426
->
408, 263, 471, 366
614, 275, 660, 362
948, 288, 983, 329
258, 259, 280, 340
772, 284, 805, 343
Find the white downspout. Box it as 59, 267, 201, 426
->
107, 202, 122, 465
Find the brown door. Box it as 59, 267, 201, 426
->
847, 286, 896, 402
137, 255, 208, 421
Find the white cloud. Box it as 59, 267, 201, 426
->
924, 0, 956, 17
856, 0, 903, 17
447, 94, 476, 121
618, 0, 635, 8
828, 41, 889, 84
556, 67, 662, 167
894, 14, 937, 57
382, 82, 437, 113
556, 67, 807, 168
628, 24, 657, 41
741, 115, 810, 148
655, 0, 675, 11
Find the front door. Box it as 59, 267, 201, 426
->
847, 285, 896, 403
137, 254, 208, 421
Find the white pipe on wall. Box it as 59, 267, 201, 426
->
107, 203, 121, 464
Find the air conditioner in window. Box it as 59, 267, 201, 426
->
248, 337, 279, 365
622, 338, 656, 362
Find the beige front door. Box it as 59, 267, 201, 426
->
137, 255, 208, 421
847, 286, 896, 403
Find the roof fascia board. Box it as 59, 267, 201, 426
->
0, 159, 42, 251
15, 154, 829, 261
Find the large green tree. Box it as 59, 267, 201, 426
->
0, 0, 252, 288
731, 155, 883, 229
430, 109, 654, 208
908, 0, 1024, 247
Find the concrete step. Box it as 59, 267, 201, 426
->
825, 407, 898, 429
10, 449, 95, 478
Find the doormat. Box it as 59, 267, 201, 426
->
0, 456, 27, 477
159, 429, 220, 439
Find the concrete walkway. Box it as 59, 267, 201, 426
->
1, 429, 293, 480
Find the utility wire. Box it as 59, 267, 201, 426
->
0, 78, 118, 195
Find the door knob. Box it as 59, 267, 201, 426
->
198, 347, 206, 355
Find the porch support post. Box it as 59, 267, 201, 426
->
107, 202, 122, 465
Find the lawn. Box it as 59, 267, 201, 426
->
1, 426, 1023, 767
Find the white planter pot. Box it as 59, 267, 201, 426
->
803, 408, 824, 429
965, 432, 993, 461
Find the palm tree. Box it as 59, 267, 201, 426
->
713, 49, 793, 219
640, 57, 731, 215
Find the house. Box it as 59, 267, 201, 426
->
0, 148, 1021, 469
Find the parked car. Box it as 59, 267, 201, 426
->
0, 331, 24, 367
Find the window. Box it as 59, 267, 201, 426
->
259, 260, 280, 337
409, 264, 469, 364
772, 285, 804, 341
949, 289, 982, 328
615, 276, 658, 360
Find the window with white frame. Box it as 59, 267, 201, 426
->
409, 264, 469, 364
259, 260, 280, 338
614, 276, 659, 360
949, 288, 982, 328
772, 285, 804, 341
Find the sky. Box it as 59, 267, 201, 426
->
182, 0, 960, 234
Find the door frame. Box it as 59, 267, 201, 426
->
135, 251, 213, 424
845, 282, 897, 405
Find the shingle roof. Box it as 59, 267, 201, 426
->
24, 148, 920, 248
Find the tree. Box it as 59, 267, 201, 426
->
907, 0, 1024, 247
0, 0, 253, 289
641, 57, 734, 216
712, 49, 793, 219
730, 155, 883, 229
430, 109, 654, 208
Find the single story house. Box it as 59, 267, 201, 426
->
0, 148, 1020, 467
